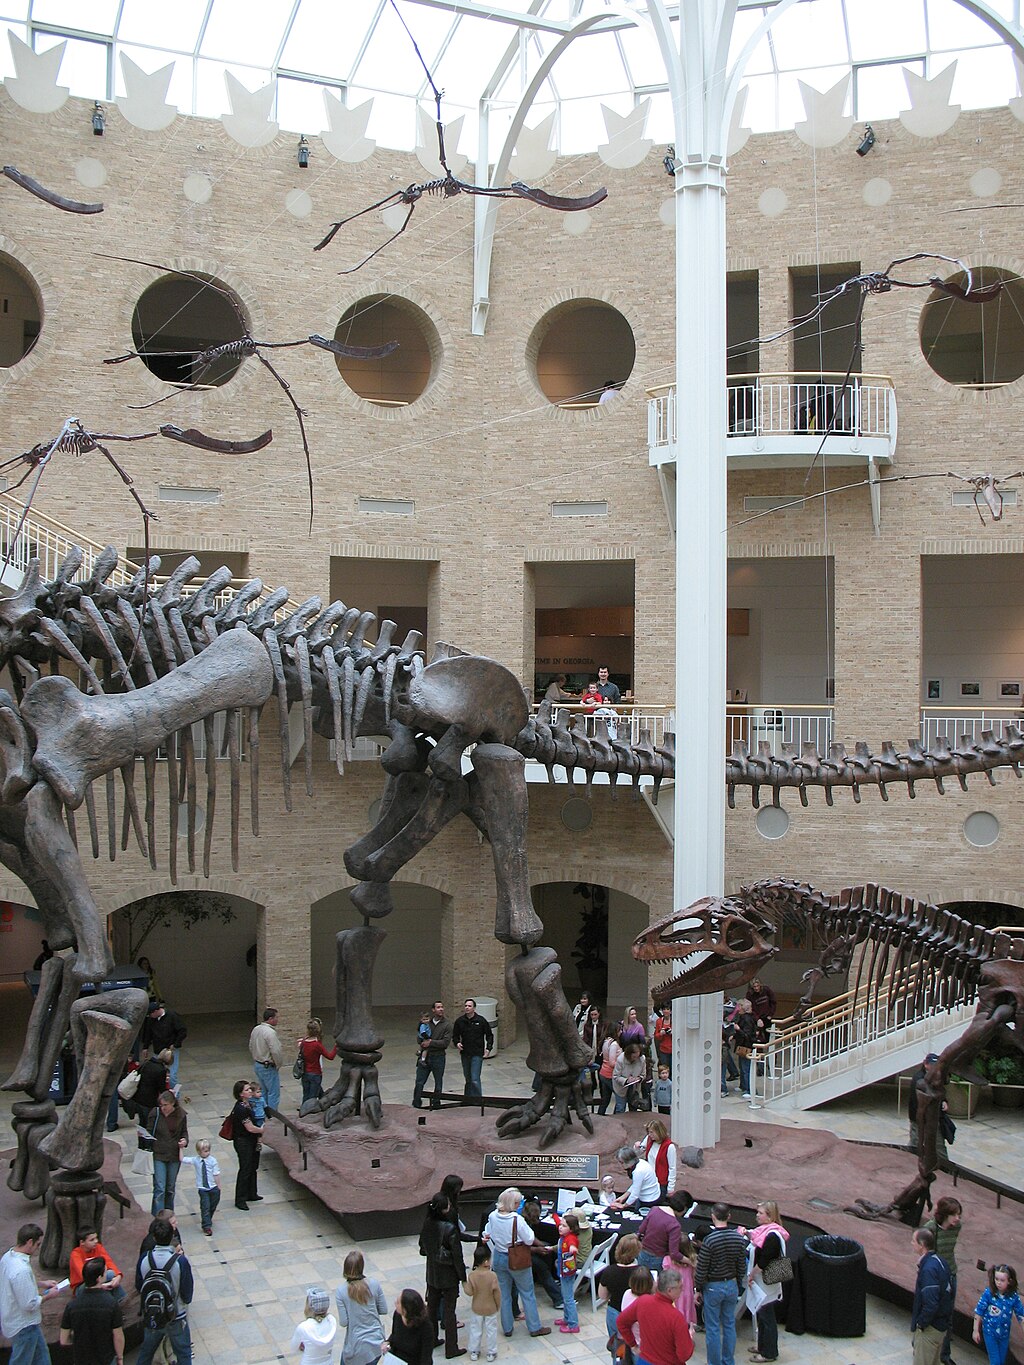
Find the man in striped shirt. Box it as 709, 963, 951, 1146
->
694, 1204, 747, 1365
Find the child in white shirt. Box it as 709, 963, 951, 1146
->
180, 1138, 221, 1235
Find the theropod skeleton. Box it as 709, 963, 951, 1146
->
5, 547, 1024, 1258
633, 880, 1024, 1220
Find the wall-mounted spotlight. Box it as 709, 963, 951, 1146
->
663, 144, 677, 177
855, 124, 876, 157
92, 101, 105, 136
297, 134, 310, 169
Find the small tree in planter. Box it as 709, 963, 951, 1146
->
978, 1048, 1024, 1109
571, 883, 608, 1002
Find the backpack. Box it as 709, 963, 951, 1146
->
139, 1249, 181, 1330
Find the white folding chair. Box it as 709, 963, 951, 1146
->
574, 1232, 616, 1312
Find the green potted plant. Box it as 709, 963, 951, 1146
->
943, 1073, 981, 1118
979, 1050, 1024, 1109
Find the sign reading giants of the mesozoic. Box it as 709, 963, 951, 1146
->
481, 1152, 599, 1181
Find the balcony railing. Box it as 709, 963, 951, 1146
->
727, 704, 833, 754
648, 371, 897, 460
920, 706, 1024, 749
538, 704, 672, 747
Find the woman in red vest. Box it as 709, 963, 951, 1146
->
635, 1119, 677, 1200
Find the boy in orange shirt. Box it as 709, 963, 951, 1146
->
68, 1228, 125, 1302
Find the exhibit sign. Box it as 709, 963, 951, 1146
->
481, 1152, 600, 1182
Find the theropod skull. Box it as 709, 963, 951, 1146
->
633, 894, 778, 1001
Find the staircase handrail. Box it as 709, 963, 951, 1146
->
1, 491, 300, 620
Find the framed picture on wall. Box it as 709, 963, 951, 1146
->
926, 680, 942, 701
1000, 681, 1022, 698
960, 681, 981, 697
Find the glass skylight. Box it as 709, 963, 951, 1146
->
0, 0, 1019, 151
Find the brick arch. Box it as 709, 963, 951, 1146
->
306, 867, 456, 908
111, 876, 267, 913
528, 863, 656, 911
936, 887, 1024, 914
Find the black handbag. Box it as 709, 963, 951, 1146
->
940, 1112, 957, 1145
762, 1255, 793, 1285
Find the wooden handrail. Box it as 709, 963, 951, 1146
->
769, 963, 934, 1039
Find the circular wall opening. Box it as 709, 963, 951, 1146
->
755, 805, 790, 840
0, 254, 42, 367
919, 267, 1024, 390
527, 299, 636, 407
131, 273, 247, 387
560, 797, 594, 833
334, 295, 440, 406
963, 810, 1000, 848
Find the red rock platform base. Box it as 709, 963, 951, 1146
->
269, 1109, 1023, 1361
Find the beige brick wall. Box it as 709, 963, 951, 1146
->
2, 89, 1024, 1040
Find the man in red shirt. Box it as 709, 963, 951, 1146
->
617, 1266, 694, 1365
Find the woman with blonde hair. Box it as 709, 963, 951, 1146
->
482, 1188, 550, 1340
298, 1017, 338, 1106
291, 1287, 337, 1362
336, 1250, 388, 1365
743, 1199, 788, 1364
635, 1118, 677, 1199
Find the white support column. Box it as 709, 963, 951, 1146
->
669, 152, 729, 1150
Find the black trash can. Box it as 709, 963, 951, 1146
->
799, 1234, 867, 1336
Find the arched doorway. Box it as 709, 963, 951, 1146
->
310, 883, 446, 1017
530, 881, 650, 1016
111, 891, 260, 1015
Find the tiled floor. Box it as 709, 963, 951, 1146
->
2, 999, 1020, 1363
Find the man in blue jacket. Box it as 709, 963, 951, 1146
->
911, 1227, 953, 1365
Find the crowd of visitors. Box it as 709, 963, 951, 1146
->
5, 966, 1021, 1365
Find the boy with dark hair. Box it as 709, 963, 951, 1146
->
59, 1257, 125, 1365
135, 1218, 195, 1365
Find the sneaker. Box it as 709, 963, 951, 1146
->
486, 1354, 497, 1362
529, 1329, 552, 1338
469, 1354, 479, 1361
553, 1320, 567, 1328
203, 1227, 212, 1236
742, 1091, 752, 1098
559, 1326, 579, 1334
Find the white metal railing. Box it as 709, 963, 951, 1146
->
921, 706, 1024, 749
752, 973, 977, 1106
538, 704, 672, 747
1, 492, 136, 588
155, 714, 249, 764
647, 372, 896, 452
648, 392, 676, 449
726, 704, 833, 754
1, 492, 298, 624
